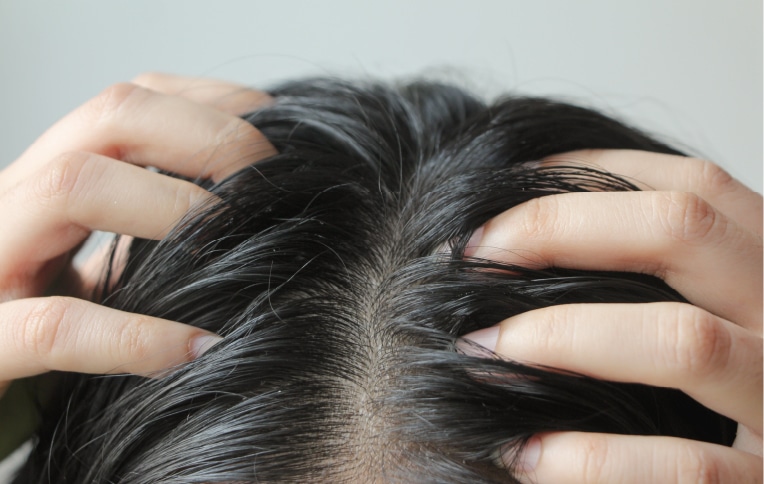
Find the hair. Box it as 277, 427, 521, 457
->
15, 78, 734, 483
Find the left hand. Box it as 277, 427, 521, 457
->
0, 73, 274, 459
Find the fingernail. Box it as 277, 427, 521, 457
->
190, 334, 223, 359
462, 325, 500, 352
464, 225, 485, 257
516, 436, 541, 473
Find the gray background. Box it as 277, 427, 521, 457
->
1, 0, 761, 191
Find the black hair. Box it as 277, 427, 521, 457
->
15, 79, 734, 483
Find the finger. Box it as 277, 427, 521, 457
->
544, 150, 763, 237
466, 302, 763, 432
0, 152, 214, 284
131, 72, 272, 115
0, 297, 222, 380
506, 432, 762, 484
468, 191, 763, 331
5, 83, 276, 185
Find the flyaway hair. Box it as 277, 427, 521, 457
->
14, 79, 734, 483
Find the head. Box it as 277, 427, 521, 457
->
16, 79, 733, 483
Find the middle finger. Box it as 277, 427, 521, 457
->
468, 191, 763, 330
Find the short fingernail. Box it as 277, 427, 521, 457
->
515, 436, 541, 473
464, 225, 485, 257
190, 334, 223, 359
462, 325, 500, 352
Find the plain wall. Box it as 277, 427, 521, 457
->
0, 0, 761, 190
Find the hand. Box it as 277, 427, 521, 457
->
0, 73, 274, 454
463, 150, 763, 483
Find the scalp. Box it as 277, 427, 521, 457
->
15, 79, 735, 484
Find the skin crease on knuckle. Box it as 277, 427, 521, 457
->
695, 159, 737, 200
506, 305, 575, 360
169, 184, 203, 228
113, 315, 157, 372
8, 153, 94, 263
672, 307, 733, 383
675, 445, 722, 484
576, 434, 609, 484
82, 82, 146, 135
518, 196, 559, 248
37, 152, 117, 229
659, 191, 725, 245
29, 152, 92, 209
481, 196, 558, 266
17, 297, 74, 369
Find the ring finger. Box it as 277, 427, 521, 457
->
467, 302, 762, 432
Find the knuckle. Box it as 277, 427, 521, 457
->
115, 316, 153, 364
33, 152, 91, 204
18, 297, 74, 362
85, 82, 145, 126
576, 435, 608, 483
170, 182, 203, 218
676, 446, 722, 484
670, 306, 732, 379
695, 158, 736, 196
518, 196, 557, 241
656, 191, 723, 243
534, 306, 574, 353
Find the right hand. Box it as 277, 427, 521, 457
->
463, 150, 762, 483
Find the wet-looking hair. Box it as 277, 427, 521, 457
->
15, 79, 734, 483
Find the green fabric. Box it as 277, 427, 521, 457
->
0, 376, 56, 461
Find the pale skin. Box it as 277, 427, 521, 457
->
463, 150, 763, 482
0, 73, 275, 398
0, 74, 761, 482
